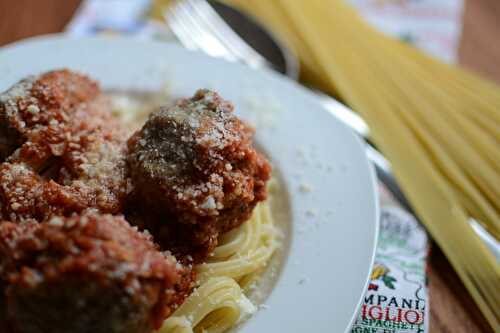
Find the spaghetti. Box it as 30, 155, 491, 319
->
158, 180, 281, 333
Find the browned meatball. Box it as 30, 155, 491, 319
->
127, 89, 271, 260
0, 70, 130, 222
0, 69, 101, 166
0, 213, 194, 333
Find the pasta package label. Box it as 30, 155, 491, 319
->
352, 206, 429, 333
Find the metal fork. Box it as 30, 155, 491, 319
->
166, 0, 272, 70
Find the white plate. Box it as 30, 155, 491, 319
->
0, 35, 379, 333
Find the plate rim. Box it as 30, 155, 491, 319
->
0, 34, 380, 333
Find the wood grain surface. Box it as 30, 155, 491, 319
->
0, 0, 498, 332
459, 0, 500, 83
0, 0, 80, 46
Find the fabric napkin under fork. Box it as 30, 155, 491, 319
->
65, 1, 466, 332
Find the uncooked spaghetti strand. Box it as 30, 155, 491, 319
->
423, 63, 500, 132
342, 15, 498, 215
368, 42, 500, 213
360, 47, 500, 232
271, 0, 365, 100
377, 35, 500, 149
389, 35, 500, 125
374, 35, 500, 170
387, 72, 500, 211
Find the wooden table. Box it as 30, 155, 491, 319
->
0, 1, 498, 332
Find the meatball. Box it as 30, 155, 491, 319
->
0, 69, 100, 165
0, 213, 194, 333
0, 70, 130, 222
127, 89, 271, 259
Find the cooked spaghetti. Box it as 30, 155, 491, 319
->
158, 181, 281, 333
